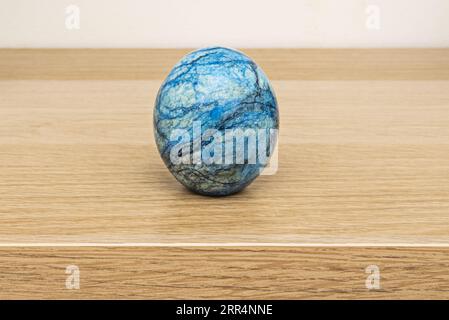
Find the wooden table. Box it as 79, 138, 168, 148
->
1, 49, 449, 299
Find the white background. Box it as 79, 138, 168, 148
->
1, 0, 448, 48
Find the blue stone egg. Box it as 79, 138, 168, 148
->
154, 47, 279, 196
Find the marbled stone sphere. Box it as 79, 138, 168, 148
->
154, 47, 279, 196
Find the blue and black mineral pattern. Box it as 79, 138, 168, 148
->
154, 47, 279, 196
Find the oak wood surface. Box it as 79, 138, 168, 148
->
0, 49, 448, 299
1, 247, 449, 299
1, 49, 449, 80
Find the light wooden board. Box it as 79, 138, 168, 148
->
0, 49, 449, 299
1, 247, 449, 299
1, 49, 449, 80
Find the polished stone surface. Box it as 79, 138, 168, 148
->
154, 47, 279, 196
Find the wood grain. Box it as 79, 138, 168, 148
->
1, 247, 449, 299
0, 49, 448, 298
1, 49, 449, 80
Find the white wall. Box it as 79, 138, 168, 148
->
1, 0, 448, 48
